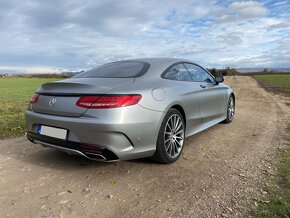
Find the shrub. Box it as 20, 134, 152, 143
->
208, 67, 238, 76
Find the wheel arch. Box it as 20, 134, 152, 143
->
170, 104, 186, 128
230, 92, 235, 104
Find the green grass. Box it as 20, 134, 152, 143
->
254, 123, 290, 217
0, 78, 58, 139
286, 102, 290, 107
255, 74, 290, 92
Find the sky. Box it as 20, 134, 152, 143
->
0, 0, 289, 73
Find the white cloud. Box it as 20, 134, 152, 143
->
0, 0, 289, 72
268, 21, 290, 31
216, 1, 268, 23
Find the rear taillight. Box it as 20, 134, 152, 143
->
30, 93, 40, 104
76, 95, 142, 109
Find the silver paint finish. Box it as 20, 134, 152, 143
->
151, 88, 167, 101
25, 58, 234, 161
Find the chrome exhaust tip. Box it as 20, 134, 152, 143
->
34, 140, 107, 161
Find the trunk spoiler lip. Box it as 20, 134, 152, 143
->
35, 92, 141, 97
35, 78, 136, 97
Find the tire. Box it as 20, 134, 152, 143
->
151, 108, 185, 164
223, 95, 235, 123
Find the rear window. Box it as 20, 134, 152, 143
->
75, 61, 149, 78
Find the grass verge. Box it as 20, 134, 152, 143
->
0, 78, 58, 139
253, 74, 290, 217
253, 121, 290, 217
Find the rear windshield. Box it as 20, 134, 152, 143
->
75, 61, 149, 78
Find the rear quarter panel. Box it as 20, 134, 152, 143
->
107, 78, 202, 136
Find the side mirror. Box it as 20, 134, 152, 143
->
215, 74, 224, 84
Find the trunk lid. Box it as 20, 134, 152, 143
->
32, 78, 134, 117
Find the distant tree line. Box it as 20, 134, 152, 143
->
261, 68, 276, 74
207, 67, 290, 76
1, 68, 288, 79
0, 73, 75, 78
207, 67, 238, 76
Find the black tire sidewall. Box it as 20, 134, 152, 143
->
226, 95, 234, 123
154, 108, 185, 163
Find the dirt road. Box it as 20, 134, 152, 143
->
0, 76, 289, 218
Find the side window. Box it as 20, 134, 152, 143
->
163, 64, 192, 81
184, 64, 214, 83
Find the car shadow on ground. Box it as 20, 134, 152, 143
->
23, 148, 110, 169
0, 122, 219, 172
0, 138, 157, 172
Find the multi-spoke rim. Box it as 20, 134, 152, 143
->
164, 114, 184, 158
228, 97, 235, 121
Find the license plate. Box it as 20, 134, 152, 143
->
37, 125, 68, 140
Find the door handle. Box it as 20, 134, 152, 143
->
200, 84, 206, 89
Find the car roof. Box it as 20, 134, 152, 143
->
122, 58, 198, 79
127, 57, 192, 65
90, 58, 201, 79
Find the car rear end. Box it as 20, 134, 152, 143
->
25, 61, 164, 161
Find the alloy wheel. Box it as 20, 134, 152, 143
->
164, 114, 185, 158
228, 97, 235, 121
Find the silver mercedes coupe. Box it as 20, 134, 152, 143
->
26, 58, 235, 163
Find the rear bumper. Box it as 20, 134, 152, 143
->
25, 105, 165, 161
27, 132, 118, 161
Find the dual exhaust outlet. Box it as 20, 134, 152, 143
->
33, 140, 108, 161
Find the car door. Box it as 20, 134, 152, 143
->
184, 63, 226, 123
163, 63, 202, 136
